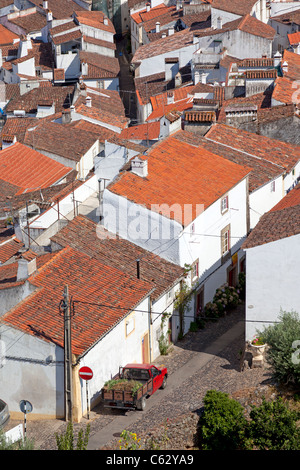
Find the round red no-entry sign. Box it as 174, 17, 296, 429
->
79, 366, 93, 381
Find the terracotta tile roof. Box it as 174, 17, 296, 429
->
23, 121, 99, 161
1, 246, 154, 356
185, 110, 216, 122
282, 49, 300, 81
217, 90, 272, 122
74, 86, 125, 117
27, 0, 85, 19
142, 7, 184, 34
0, 179, 82, 218
270, 9, 300, 26
245, 69, 277, 79
131, 3, 173, 24
175, 129, 287, 193
132, 27, 201, 62
74, 103, 129, 130
51, 28, 82, 45
9, 11, 47, 33
0, 24, 19, 45
271, 184, 300, 212
108, 131, 250, 225
205, 123, 300, 174
0, 251, 55, 290
181, 10, 211, 28
79, 51, 120, 79
65, 119, 118, 142
0, 142, 73, 194
51, 215, 185, 301
147, 97, 193, 121
1, 117, 39, 144
74, 10, 116, 35
242, 185, 300, 249
0, 43, 19, 60
82, 35, 116, 50
272, 76, 299, 105
211, 0, 259, 16
239, 58, 274, 68
53, 68, 65, 81
5, 84, 75, 114
134, 65, 192, 105
0, 238, 23, 264
195, 13, 276, 40
288, 31, 300, 45
120, 121, 160, 141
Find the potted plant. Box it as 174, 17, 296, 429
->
250, 336, 266, 356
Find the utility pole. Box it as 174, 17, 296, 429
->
60, 286, 73, 422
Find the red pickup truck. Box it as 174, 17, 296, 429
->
101, 363, 168, 411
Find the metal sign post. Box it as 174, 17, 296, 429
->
79, 366, 93, 420
19, 400, 33, 441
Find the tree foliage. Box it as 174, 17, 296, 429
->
258, 310, 300, 386
197, 390, 249, 450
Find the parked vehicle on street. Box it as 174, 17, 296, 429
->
101, 363, 168, 411
0, 399, 10, 429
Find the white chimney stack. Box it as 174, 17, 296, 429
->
17, 256, 37, 281
131, 156, 148, 178
43, 0, 48, 9
156, 22, 160, 33
47, 10, 53, 22
146, 2, 150, 12
86, 95, 92, 107
104, 16, 108, 25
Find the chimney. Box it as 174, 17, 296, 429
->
17, 256, 37, 281
201, 72, 207, 84
162, 32, 166, 38
47, 10, 53, 23
194, 69, 200, 85
167, 91, 174, 104
274, 51, 282, 68
168, 27, 174, 36
146, 2, 150, 12
18, 35, 28, 58
131, 156, 148, 178
156, 22, 160, 33
0, 49, 2, 68
165, 57, 179, 81
282, 60, 288, 74
81, 62, 88, 76
85, 95, 92, 107
43, 0, 48, 9
217, 16, 222, 29
103, 16, 108, 25
175, 71, 182, 88
136, 259, 140, 279
62, 109, 72, 124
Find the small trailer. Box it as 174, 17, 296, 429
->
101, 363, 168, 411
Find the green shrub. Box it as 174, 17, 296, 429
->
198, 390, 249, 450
258, 310, 300, 386
248, 397, 300, 450
55, 422, 90, 450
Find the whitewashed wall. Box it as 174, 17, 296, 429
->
0, 325, 65, 419
76, 295, 151, 415
245, 233, 300, 341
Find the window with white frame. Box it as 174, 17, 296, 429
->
191, 259, 199, 281
221, 224, 230, 256
125, 316, 135, 336
221, 195, 229, 214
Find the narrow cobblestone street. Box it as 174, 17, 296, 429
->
5, 303, 273, 450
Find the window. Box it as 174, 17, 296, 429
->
190, 222, 195, 236
221, 195, 229, 214
270, 180, 275, 192
125, 316, 135, 336
221, 224, 230, 256
191, 259, 199, 281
